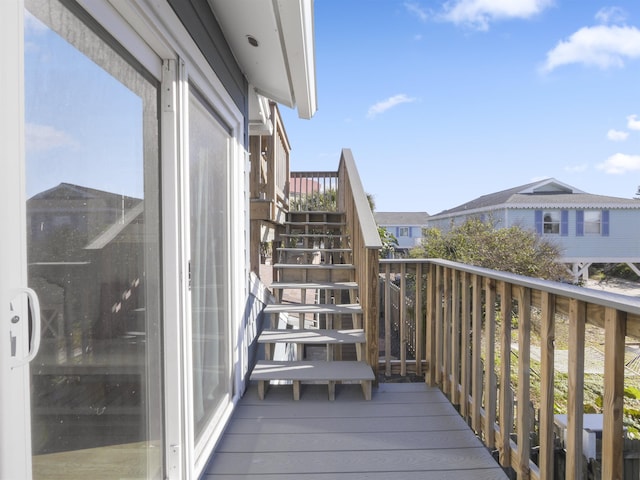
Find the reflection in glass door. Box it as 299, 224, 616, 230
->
24, 1, 162, 478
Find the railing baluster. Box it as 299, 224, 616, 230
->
566, 298, 586, 480
400, 262, 407, 377
484, 277, 497, 448
471, 274, 483, 434
415, 263, 424, 377
539, 291, 555, 479
460, 272, 471, 418
435, 266, 444, 386
384, 263, 391, 377
515, 286, 532, 479
498, 281, 513, 469
426, 263, 437, 386
443, 267, 452, 396
602, 307, 626, 479
450, 269, 460, 405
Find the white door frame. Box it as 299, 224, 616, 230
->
0, 2, 33, 478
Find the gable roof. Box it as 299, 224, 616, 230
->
375, 211, 430, 225
430, 178, 640, 219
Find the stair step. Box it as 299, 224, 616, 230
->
276, 247, 351, 253
251, 360, 374, 381
250, 360, 375, 401
280, 233, 349, 239
273, 263, 354, 269
258, 329, 365, 344
251, 360, 374, 400
286, 221, 346, 227
270, 281, 358, 290
263, 303, 362, 315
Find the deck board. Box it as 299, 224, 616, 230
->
201, 383, 508, 479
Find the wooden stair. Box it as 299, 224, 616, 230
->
250, 211, 375, 401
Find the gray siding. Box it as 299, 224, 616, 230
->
168, 0, 249, 143
507, 208, 640, 259
427, 208, 640, 260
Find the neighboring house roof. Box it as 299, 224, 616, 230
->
375, 211, 430, 225
28, 182, 141, 203
430, 178, 640, 220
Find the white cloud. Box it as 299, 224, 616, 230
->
26, 123, 78, 153
595, 6, 627, 25
607, 129, 629, 141
628, 114, 640, 131
404, 2, 430, 22
564, 164, 588, 173
439, 0, 553, 31
597, 153, 640, 174
540, 25, 640, 73
367, 94, 417, 118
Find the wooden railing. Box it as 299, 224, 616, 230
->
379, 258, 640, 479
290, 149, 382, 373
288, 171, 338, 212
337, 149, 382, 373
249, 101, 290, 222
249, 102, 291, 273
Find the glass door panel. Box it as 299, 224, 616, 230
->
24, 1, 162, 478
188, 90, 231, 444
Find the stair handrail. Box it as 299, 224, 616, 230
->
337, 148, 382, 375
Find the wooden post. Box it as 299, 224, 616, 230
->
602, 307, 626, 480
400, 262, 407, 377
484, 277, 497, 449
471, 274, 482, 434
498, 281, 513, 469
538, 291, 555, 480
460, 272, 471, 418
425, 263, 437, 386
566, 298, 586, 480
443, 267, 452, 395
364, 248, 379, 380
435, 266, 444, 386
384, 263, 392, 377
415, 263, 424, 377
450, 269, 460, 405
516, 287, 531, 479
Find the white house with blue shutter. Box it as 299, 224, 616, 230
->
374, 211, 430, 257
426, 178, 640, 282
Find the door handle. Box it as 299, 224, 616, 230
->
9, 287, 41, 368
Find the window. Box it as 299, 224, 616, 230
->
399, 227, 409, 237
543, 211, 560, 234
577, 209, 609, 236
584, 210, 602, 234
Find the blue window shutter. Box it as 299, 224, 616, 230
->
535, 210, 542, 234
561, 210, 569, 236
576, 210, 584, 236
602, 210, 610, 236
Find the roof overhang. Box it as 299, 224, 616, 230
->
208, 0, 317, 125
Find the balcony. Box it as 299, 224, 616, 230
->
238, 147, 640, 479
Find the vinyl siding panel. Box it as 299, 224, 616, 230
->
507, 208, 640, 259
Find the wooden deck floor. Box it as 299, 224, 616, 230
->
201, 382, 508, 479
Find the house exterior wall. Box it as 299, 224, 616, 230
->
428, 207, 640, 260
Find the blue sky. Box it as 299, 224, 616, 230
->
280, 0, 640, 215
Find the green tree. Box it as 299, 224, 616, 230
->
378, 226, 398, 258
410, 218, 569, 281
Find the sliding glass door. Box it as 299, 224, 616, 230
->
24, 1, 163, 478
188, 89, 232, 449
